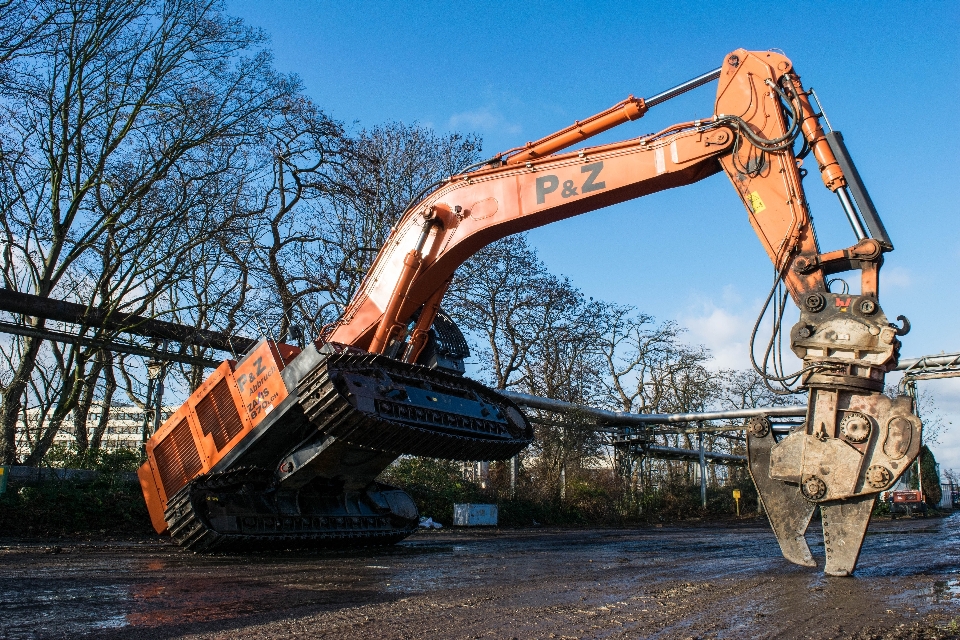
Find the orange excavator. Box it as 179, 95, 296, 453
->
138, 48, 922, 576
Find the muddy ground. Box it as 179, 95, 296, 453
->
0, 514, 958, 640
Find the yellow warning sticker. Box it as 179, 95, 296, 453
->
747, 191, 766, 214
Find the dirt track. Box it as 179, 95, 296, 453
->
1, 514, 958, 639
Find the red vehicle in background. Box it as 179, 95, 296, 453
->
885, 490, 927, 518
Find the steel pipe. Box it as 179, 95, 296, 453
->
896, 352, 960, 371
825, 130, 893, 248
836, 187, 868, 241
0, 288, 256, 353
0, 320, 221, 367
642, 444, 746, 464
499, 390, 806, 425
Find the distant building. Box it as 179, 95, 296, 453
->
16, 403, 174, 457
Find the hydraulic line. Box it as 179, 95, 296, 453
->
748, 270, 826, 394
719, 79, 803, 152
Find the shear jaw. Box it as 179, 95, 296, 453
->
747, 418, 816, 567
746, 386, 921, 576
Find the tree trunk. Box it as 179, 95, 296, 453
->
72, 353, 106, 459
22, 353, 88, 467
0, 331, 45, 464
89, 352, 116, 451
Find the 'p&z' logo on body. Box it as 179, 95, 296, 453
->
534, 162, 606, 204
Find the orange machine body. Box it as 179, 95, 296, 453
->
138, 340, 300, 533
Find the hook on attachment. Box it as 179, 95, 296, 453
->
891, 315, 910, 336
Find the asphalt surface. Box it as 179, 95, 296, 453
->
0, 514, 958, 639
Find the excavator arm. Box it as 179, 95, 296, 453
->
329, 49, 828, 349
327, 49, 921, 576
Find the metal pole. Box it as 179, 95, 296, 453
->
908, 378, 925, 501
153, 367, 165, 436
154, 341, 169, 436
698, 428, 707, 508
637, 457, 644, 514
500, 390, 806, 426
642, 445, 746, 464
510, 455, 517, 498
140, 375, 155, 447
144, 357, 166, 443
824, 130, 893, 248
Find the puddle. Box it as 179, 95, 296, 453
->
0, 516, 956, 637
0, 582, 130, 638
94, 613, 129, 629
383, 565, 475, 593
866, 527, 941, 536
917, 578, 960, 604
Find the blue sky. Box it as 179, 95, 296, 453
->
228, 1, 960, 470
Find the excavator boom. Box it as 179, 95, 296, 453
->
137, 49, 921, 576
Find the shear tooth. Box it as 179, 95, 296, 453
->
821, 494, 876, 577
747, 426, 816, 567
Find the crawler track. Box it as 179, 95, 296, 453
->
163, 350, 531, 552
164, 468, 417, 552
297, 349, 533, 461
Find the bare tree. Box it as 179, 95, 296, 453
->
596, 304, 712, 414
718, 369, 799, 411
0, 0, 59, 68
233, 121, 483, 344
446, 234, 583, 391
521, 295, 610, 495
0, 0, 296, 464
447, 234, 625, 496
238, 98, 358, 339
324, 123, 482, 317
887, 382, 947, 447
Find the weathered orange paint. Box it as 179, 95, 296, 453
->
229, 340, 292, 425
138, 340, 299, 532
137, 461, 167, 533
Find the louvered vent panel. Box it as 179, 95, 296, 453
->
196, 378, 244, 451
153, 418, 202, 497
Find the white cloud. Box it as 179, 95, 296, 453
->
678, 286, 802, 373
681, 304, 751, 370
880, 265, 911, 290
447, 106, 521, 136
917, 377, 960, 473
